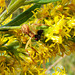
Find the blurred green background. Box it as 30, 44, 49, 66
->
46, 54, 75, 75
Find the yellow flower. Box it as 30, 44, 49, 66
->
0, 7, 4, 13
62, 0, 70, 5
44, 19, 54, 26
2, 14, 12, 25
0, 0, 6, 7
55, 5, 63, 11
0, 36, 8, 46
20, 4, 33, 12
51, 35, 62, 44
52, 67, 67, 75
67, 18, 75, 28
0, 0, 6, 13
6, 36, 16, 45
72, 0, 75, 5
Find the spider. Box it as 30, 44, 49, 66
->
21, 24, 43, 63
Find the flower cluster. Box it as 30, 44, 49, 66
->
52, 67, 67, 75
27, 0, 75, 58
0, 0, 75, 75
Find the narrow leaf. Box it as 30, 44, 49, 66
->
24, 0, 61, 5
0, 26, 21, 31
1, 4, 41, 27
37, 0, 61, 4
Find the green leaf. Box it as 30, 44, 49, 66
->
1, 4, 41, 27
36, 25, 49, 30
37, 0, 61, 4
0, 41, 27, 61
68, 37, 75, 43
0, 26, 21, 31
24, 0, 61, 5
8, 0, 17, 8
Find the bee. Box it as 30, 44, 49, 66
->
35, 30, 43, 41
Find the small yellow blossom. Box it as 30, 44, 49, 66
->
0, 0, 6, 7
52, 67, 67, 75
20, 4, 33, 12
62, 0, 70, 5
67, 18, 75, 28
0, 36, 8, 46
0, 7, 4, 13
6, 36, 16, 45
0, 0, 6, 13
44, 19, 54, 26
2, 14, 12, 25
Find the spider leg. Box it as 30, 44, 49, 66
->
25, 37, 36, 63
25, 37, 31, 49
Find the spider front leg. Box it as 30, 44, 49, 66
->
25, 36, 36, 63
25, 37, 32, 50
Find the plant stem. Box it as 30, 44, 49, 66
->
23, 0, 61, 5
45, 54, 66, 74
23, 0, 39, 5
43, 60, 46, 69
0, 26, 21, 31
